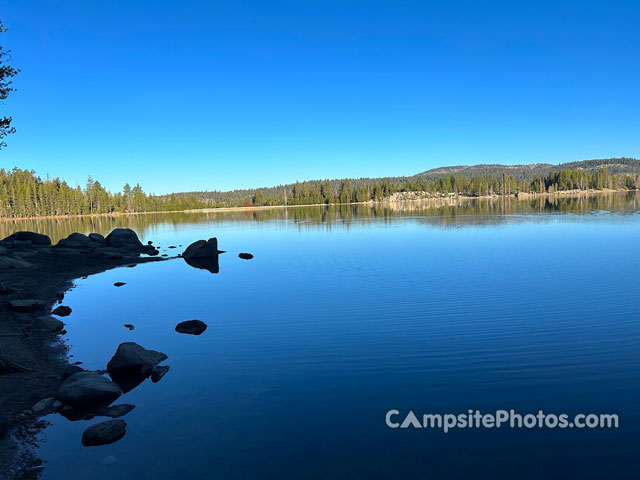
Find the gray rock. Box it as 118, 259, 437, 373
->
89, 233, 105, 243
151, 365, 169, 382
182, 238, 220, 259
175, 320, 207, 335
32, 316, 64, 332
9, 299, 47, 312
105, 228, 143, 249
57, 232, 92, 248
97, 404, 135, 418
56, 372, 123, 408
2, 231, 51, 246
106, 342, 168, 375
52, 305, 72, 317
81, 419, 126, 447
101, 455, 118, 465
32, 397, 56, 413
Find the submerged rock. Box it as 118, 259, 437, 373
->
81, 419, 126, 447
97, 404, 135, 418
113, 282, 126, 287
106, 342, 168, 376
52, 305, 72, 317
2, 231, 51, 246
9, 299, 47, 312
238, 253, 254, 260
123, 324, 135, 330
56, 372, 123, 408
175, 320, 207, 335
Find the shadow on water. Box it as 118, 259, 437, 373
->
1, 191, 638, 243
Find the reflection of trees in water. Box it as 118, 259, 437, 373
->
1, 191, 638, 242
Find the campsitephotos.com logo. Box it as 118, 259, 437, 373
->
385, 409, 619, 433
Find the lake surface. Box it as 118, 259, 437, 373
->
8, 194, 640, 479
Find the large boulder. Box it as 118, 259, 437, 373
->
56, 372, 123, 408
105, 228, 144, 249
182, 238, 220, 259
2, 231, 51, 246
81, 419, 126, 447
57, 233, 92, 248
106, 342, 168, 376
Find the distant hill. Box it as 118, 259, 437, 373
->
414, 158, 640, 181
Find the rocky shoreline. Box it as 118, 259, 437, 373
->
0, 228, 172, 479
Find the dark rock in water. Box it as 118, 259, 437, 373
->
56, 372, 122, 408
126, 264, 137, 268
238, 253, 254, 260
106, 342, 168, 376
105, 228, 143, 249
123, 324, 135, 330
52, 305, 72, 316
0, 283, 17, 294
32, 316, 64, 333
113, 282, 126, 287
151, 365, 169, 382
182, 238, 221, 259
175, 320, 207, 335
97, 404, 135, 418
161, 254, 168, 257
55, 290, 65, 300
57, 232, 92, 248
146, 248, 160, 256
89, 233, 105, 243
9, 299, 47, 312
147, 240, 153, 245
81, 419, 126, 447
2, 231, 51, 246
168, 246, 176, 249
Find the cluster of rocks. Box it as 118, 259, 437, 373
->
0, 228, 160, 269
31, 342, 170, 447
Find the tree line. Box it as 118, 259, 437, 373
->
0, 168, 209, 218
1, 166, 639, 218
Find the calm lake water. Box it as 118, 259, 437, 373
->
6, 194, 640, 479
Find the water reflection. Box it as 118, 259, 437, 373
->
1, 191, 638, 243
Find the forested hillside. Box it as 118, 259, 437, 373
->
1, 158, 639, 218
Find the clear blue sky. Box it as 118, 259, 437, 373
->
1, 0, 638, 194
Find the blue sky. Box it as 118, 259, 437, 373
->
1, 0, 638, 194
